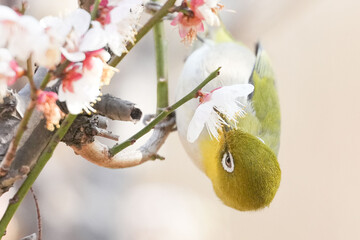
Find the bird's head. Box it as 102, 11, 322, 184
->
200, 128, 281, 211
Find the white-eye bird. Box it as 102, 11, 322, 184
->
175, 29, 281, 211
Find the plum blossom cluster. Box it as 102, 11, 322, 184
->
187, 84, 254, 143
171, 0, 223, 43
0, 1, 144, 129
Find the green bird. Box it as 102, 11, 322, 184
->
175, 27, 281, 211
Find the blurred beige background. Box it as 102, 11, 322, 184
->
1, 0, 360, 239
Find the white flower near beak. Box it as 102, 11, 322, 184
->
187, 84, 254, 143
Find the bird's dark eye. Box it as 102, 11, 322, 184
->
221, 151, 234, 173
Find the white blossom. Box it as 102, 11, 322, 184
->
41, 9, 107, 63
197, 0, 222, 26
170, 0, 222, 43
0, 6, 43, 61
36, 16, 72, 68
97, 0, 144, 56
58, 56, 107, 114
0, 5, 64, 68
187, 84, 254, 143
61, 9, 107, 62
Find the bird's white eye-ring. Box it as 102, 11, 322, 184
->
222, 151, 234, 173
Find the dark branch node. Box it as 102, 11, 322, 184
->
0, 94, 17, 118
62, 115, 99, 148
0, 94, 21, 161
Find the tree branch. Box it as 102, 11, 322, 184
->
0, 0, 172, 194
68, 67, 221, 168
0, 57, 38, 177
0, 92, 142, 195
78, 0, 95, 12
153, 0, 169, 114
109, 67, 221, 157
70, 114, 175, 168
0, 94, 20, 160
0, 114, 77, 238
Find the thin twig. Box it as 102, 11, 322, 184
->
152, 0, 169, 114
71, 115, 175, 168
0, 0, 175, 232
72, 68, 221, 168
0, 58, 37, 177
95, 128, 119, 141
91, 0, 100, 20
30, 187, 42, 240
27, 59, 37, 97
0, 5, 101, 231
71, 4, 175, 167
0, 58, 71, 177
109, 67, 221, 157
78, 0, 95, 12
0, 0, 176, 233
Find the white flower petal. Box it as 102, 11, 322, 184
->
0, 6, 19, 21
65, 9, 91, 36
197, 0, 221, 26
0, 52, 14, 101
211, 84, 254, 102
59, 57, 104, 114
0, 26, 9, 47
105, 25, 125, 56
33, 40, 62, 69
19, 15, 44, 34
66, 99, 86, 114
206, 110, 223, 140
102, 1, 143, 56
99, 50, 111, 62
110, 6, 129, 23
6, 15, 44, 61
0, 48, 13, 62
79, 24, 107, 52
0, 80, 7, 103
61, 47, 85, 62
41, 16, 71, 43
187, 84, 254, 142
187, 102, 214, 143
198, 6, 220, 26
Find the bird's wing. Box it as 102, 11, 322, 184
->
248, 44, 281, 156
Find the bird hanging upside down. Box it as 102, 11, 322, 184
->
175, 29, 281, 211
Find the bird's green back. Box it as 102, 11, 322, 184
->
212, 25, 281, 155
249, 45, 281, 155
